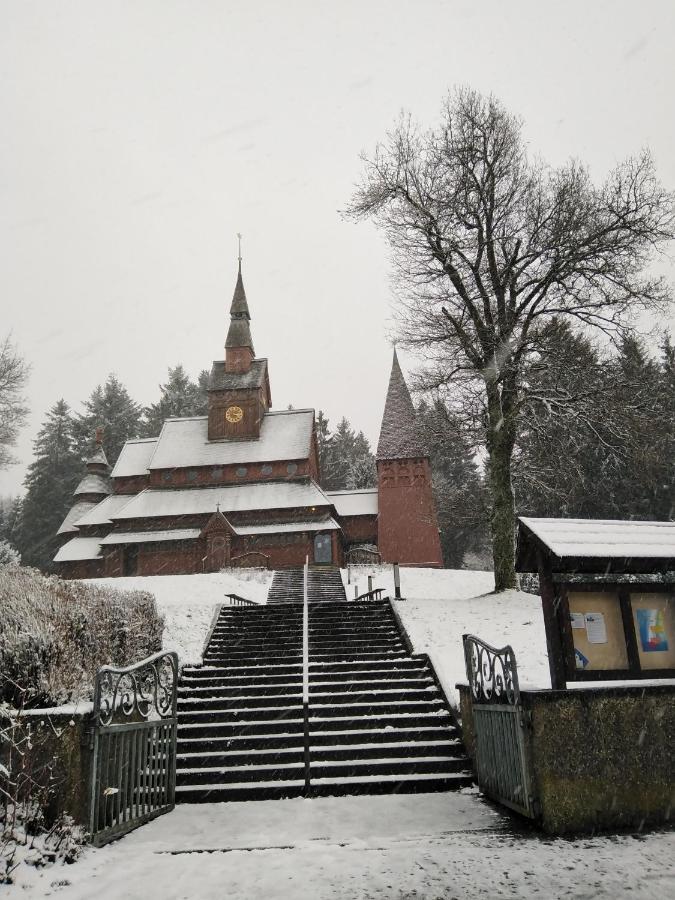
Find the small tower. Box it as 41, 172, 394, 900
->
376, 351, 443, 567
225, 242, 255, 375
56, 428, 111, 540
207, 240, 272, 441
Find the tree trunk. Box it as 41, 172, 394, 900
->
486, 384, 518, 591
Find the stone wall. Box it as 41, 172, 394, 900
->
458, 682, 674, 834
0, 708, 93, 828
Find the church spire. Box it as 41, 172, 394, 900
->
376, 349, 429, 460
225, 235, 255, 372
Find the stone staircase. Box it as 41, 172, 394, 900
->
267, 565, 346, 603
175, 588, 472, 802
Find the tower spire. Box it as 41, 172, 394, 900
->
225, 234, 255, 372
376, 349, 428, 460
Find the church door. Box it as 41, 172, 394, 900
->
314, 533, 332, 564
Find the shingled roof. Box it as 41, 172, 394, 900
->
225, 265, 254, 351
376, 350, 429, 460
208, 358, 268, 391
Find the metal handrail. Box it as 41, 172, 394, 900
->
352, 588, 387, 602
302, 556, 310, 793
224, 593, 257, 606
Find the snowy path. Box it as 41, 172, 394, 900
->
15, 793, 674, 899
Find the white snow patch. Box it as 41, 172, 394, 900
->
87, 570, 273, 665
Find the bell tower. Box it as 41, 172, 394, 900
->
207, 237, 271, 442
376, 350, 443, 567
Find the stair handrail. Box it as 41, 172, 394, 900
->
224, 592, 257, 606
302, 555, 310, 793
352, 588, 387, 602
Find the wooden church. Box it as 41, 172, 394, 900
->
54, 261, 443, 578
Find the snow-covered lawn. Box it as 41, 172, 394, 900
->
87, 569, 272, 664
11, 793, 674, 899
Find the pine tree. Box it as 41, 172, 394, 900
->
317, 416, 377, 491
18, 400, 82, 570
141, 365, 205, 437
73, 375, 142, 467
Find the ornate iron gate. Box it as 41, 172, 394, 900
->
463, 635, 537, 818
89, 651, 178, 846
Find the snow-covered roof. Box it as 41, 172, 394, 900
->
147, 409, 314, 471
377, 350, 428, 460
327, 489, 379, 517
235, 518, 340, 536
100, 529, 202, 545
208, 358, 267, 392
73, 494, 135, 527
86, 445, 109, 468
111, 438, 158, 478
73, 473, 110, 497
56, 500, 98, 536
112, 480, 330, 520
54, 536, 102, 562
519, 517, 675, 560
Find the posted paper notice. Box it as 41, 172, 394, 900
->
585, 612, 607, 644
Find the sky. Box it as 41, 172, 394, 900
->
1, 0, 674, 496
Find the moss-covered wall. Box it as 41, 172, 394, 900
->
523, 686, 675, 834
0, 709, 93, 828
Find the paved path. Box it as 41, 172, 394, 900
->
13, 792, 674, 899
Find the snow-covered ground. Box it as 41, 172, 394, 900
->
88, 569, 273, 664
11, 793, 674, 899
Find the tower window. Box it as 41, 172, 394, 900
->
236, 466, 248, 477
261, 464, 273, 476
287, 462, 298, 475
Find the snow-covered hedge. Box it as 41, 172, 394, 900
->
0, 566, 164, 708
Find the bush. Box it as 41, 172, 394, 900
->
0, 565, 164, 708
0, 541, 20, 566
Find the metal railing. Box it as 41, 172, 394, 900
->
352, 588, 387, 602
224, 593, 258, 606
302, 556, 310, 793
462, 635, 536, 818
89, 651, 178, 846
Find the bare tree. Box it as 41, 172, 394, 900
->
346, 88, 675, 590
0, 336, 29, 471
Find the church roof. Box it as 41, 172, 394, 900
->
86, 445, 109, 468
111, 438, 158, 478
101, 529, 202, 545
230, 268, 250, 319
376, 350, 429, 460
56, 499, 98, 536
148, 409, 314, 471
208, 358, 268, 392
54, 536, 103, 562
326, 489, 379, 517
112, 479, 330, 520
73, 472, 111, 498
73, 493, 136, 527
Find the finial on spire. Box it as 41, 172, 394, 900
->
216, 501, 221, 513
237, 233, 242, 273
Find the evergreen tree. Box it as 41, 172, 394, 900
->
73, 374, 142, 467
18, 400, 81, 570
317, 415, 377, 491
141, 365, 205, 437
0, 495, 23, 550
417, 401, 489, 567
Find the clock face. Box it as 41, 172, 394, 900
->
225, 405, 244, 424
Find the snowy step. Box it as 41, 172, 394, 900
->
177, 693, 302, 709
177, 717, 305, 738
175, 781, 306, 802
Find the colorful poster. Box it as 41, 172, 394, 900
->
637, 609, 669, 652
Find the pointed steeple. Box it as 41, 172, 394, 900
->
376, 350, 429, 460
225, 236, 255, 371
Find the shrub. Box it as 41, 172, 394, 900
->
0, 565, 164, 708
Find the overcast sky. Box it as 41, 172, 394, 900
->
2, 0, 674, 496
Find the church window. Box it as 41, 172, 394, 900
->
211, 468, 223, 480
162, 471, 172, 483
236, 466, 248, 477
287, 462, 298, 475
261, 464, 273, 476
187, 469, 197, 482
